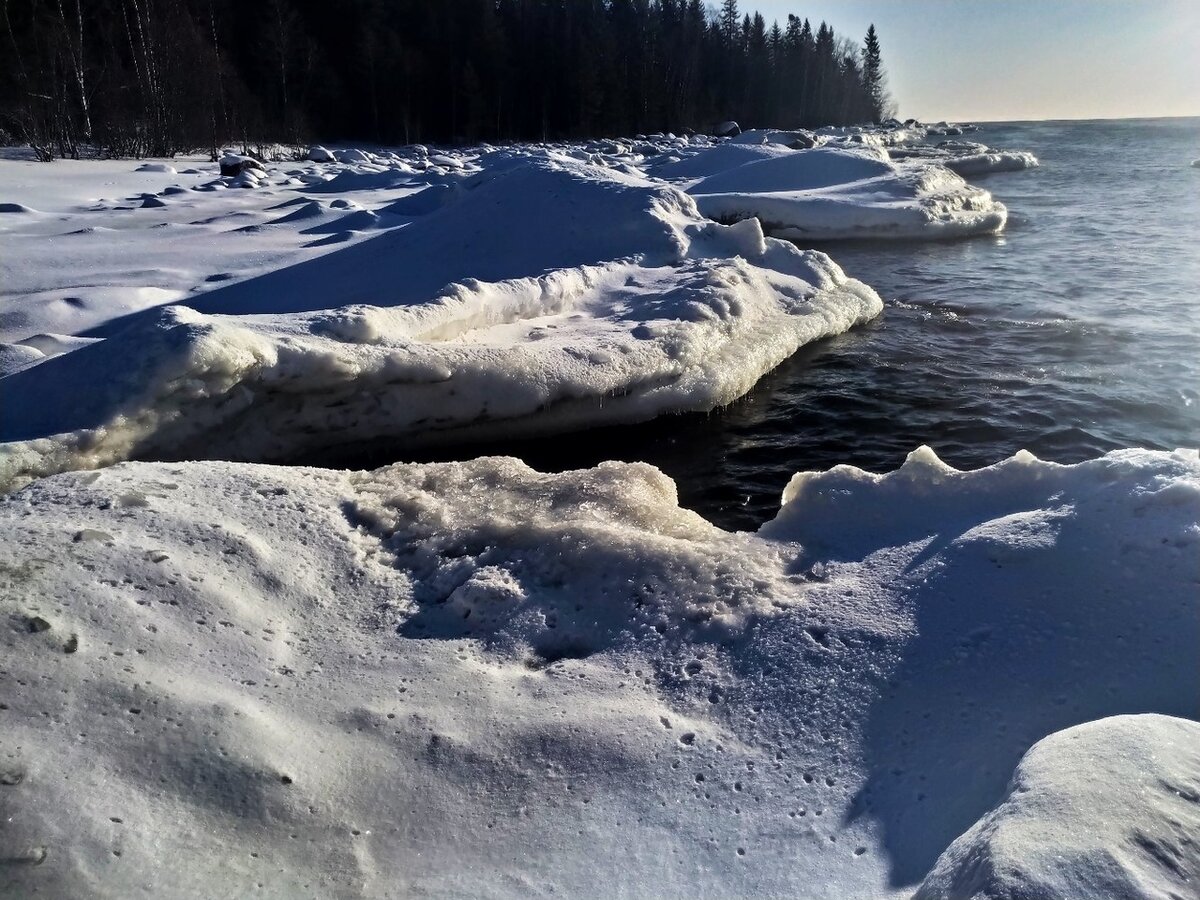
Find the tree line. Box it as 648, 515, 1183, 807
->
0, 0, 892, 160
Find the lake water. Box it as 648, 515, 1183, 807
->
405, 118, 1200, 530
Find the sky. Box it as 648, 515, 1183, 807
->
748, 0, 1200, 121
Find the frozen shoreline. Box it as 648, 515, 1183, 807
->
3, 124, 1196, 899
0, 126, 1033, 487
2, 447, 1197, 897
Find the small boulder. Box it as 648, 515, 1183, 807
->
714, 120, 741, 137
219, 154, 266, 178
306, 145, 335, 163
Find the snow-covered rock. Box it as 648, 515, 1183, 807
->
306, 145, 335, 162
916, 714, 1200, 900
729, 129, 817, 149
689, 145, 1007, 240
333, 148, 373, 165
218, 153, 265, 177
714, 120, 741, 137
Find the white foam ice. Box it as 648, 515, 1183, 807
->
889, 140, 1040, 176
688, 145, 1007, 240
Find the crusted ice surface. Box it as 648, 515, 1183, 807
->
1, 446, 1197, 897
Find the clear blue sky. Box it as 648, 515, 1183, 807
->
747, 0, 1200, 121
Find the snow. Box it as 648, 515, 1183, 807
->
6, 132, 1190, 895
0, 154, 881, 489
916, 715, 1200, 900
687, 145, 1007, 240
2, 446, 1197, 897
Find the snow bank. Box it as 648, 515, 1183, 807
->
689, 146, 1007, 240
916, 715, 1200, 900
2, 446, 1196, 897
0, 158, 881, 489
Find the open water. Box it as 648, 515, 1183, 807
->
406, 117, 1200, 530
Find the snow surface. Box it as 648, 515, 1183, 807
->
2, 446, 1197, 897
1, 125, 1192, 898
0, 151, 881, 489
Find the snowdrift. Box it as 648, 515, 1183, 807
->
916, 714, 1200, 900
688, 146, 1007, 240
0, 158, 881, 489
2, 446, 1197, 897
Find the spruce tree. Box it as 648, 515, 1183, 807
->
862, 24, 886, 122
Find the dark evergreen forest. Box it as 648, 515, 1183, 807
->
1, 0, 891, 159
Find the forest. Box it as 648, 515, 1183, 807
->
0, 0, 891, 159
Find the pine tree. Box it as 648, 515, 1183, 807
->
718, 0, 739, 44
862, 24, 886, 122
0, 0, 895, 152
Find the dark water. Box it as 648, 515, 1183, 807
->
396, 118, 1200, 531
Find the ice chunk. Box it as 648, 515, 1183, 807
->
689, 146, 1007, 240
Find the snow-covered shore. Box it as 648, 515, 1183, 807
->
2, 447, 1197, 897
0, 127, 1030, 487
4, 125, 1196, 899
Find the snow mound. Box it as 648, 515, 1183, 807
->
916, 715, 1200, 900
652, 142, 797, 180
0, 341, 44, 376
689, 146, 1006, 240
1, 447, 1196, 897
0, 158, 882, 488
135, 163, 176, 174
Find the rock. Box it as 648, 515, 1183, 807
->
714, 120, 741, 137
219, 154, 266, 178
333, 148, 372, 165
306, 145, 335, 163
